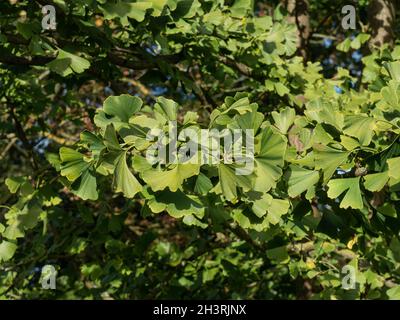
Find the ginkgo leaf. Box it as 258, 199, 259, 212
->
183, 111, 199, 125
232, 208, 269, 232
388, 157, 400, 179
17, 203, 42, 230
221, 96, 254, 115
194, 173, 213, 195
59, 147, 91, 182
266, 246, 290, 263
253, 127, 287, 192
147, 189, 205, 219
104, 125, 123, 152
173, 0, 201, 18
247, 192, 290, 223
314, 144, 350, 183
60, 147, 84, 162
378, 203, 397, 218
101, 1, 153, 24
381, 80, 400, 110
274, 82, 290, 97
114, 151, 142, 198
305, 100, 344, 130
182, 215, 208, 228
218, 163, 253, 201
272, 107, 296, 134
234, 110, 264, 132
154, 96, 178, 122
47, 49, 90, 76
266, 198, 290, 224
387, 286, 400, 300
385, 61, 400, 81
147, 0, 168, 16
364, 172, 389, 192
230, 0, 253, 18
103, 95, 142, 123
340, 135, 360, 151
343, 115, 375, 146
249, 193, 272, 218
337, 38, 351, 52
142, 163, 200, 192
288, 165, 319, 198
327, 177, 363, 209
350, 33, 370, 50
0, 240, 17, 262
218, 164, 238, 201
5, 177, 30, 194
71, 170, 98, 201
80, 131, 105, 156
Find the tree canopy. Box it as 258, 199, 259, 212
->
1, 0, 400, 300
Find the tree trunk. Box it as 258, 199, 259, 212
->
285, 0, 311, 61
368, 0, 396, 48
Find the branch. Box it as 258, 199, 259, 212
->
0, 52, 53, 66
8, 104, 39, 170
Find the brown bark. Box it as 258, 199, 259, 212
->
368, 0, 396, 48
285, 0, 311, 61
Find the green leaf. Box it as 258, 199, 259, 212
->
60, 147, 84, 162
288, 165, 319, 198
230, 0, 253, 18
388, 157, 400, 180
234, 110, 264, 132
350, 33, 370, 50
274, 82, 290, 97
182, 215, 207, 228
202, 267, 219, 282
114, 152, 142, 198
337, 38, 351, 52
142, 163, 200, 192
364, 172, 389, 192
218, 163, 252, 201
183, 111, 199, 125
387, 286, 400, 300
272, 107, 295, 134
154, 96, 178, 121
314, 144, 350, 183
266, 246, 290, 263
80, 131, 105, 156
253, 127, 287, 192
381, 80, 400, 110
248, 192, 290, 224
194, 173, 213, 195
364, 269, 384, 289
59, 147, 90, 182
72, 170, 98, 201
16, 21, 38, 39
101, 1, 153, 24
147, 0, 168, 16
340, 135, 360, 151
147, 190, 205, 219
173, 0, 201, 18
47, 49, 90, 76
343, 115, 375, 146
327, 177, 363, 209
103, 95, 142, 123
0, 241, 17, 262
385, 61, 400, 81
104, 125, 123, 151
3, 223, 24, 240
377, 203, 397, 217
266, 198, 290, 224
5, 177, 27, 194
